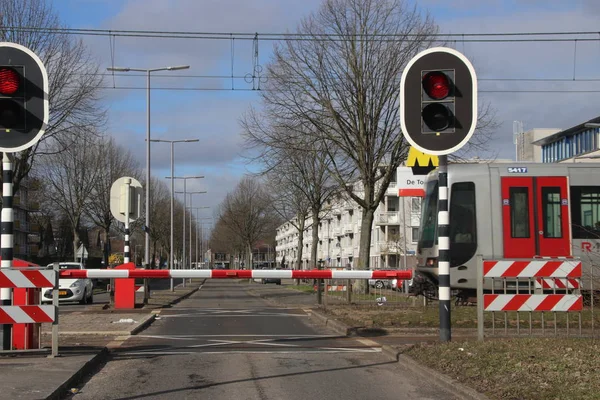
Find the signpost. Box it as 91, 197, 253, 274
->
110, 177, 143, 305
400, 47, 478, 342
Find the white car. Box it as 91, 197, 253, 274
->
41, 262, 94, 305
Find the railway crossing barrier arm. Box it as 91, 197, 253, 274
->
58, 268, 413, 281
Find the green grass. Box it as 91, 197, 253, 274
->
406, 338, 600, 400
288, 284, 316, 293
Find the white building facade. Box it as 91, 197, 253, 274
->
275, 166, 423, 271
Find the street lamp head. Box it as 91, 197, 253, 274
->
184, 139, 200, 143
584, 123, 600, 128
167, 65, 190, 71
107, 67, 130, 72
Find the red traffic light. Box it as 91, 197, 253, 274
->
0, 67, 20, 96
422, 71, 450, 100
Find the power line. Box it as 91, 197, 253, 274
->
85, 85, 600, 93
5, 26, 600, 43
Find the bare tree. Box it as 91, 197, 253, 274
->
148, 177, 171, 268
218, 176, 279, 268
85, 137, 141, 267
41, 133, 103, 261
243, 0, 440, 293
0, 0, 106, 194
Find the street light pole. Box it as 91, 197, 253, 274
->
168, 176, 204, 287
107, 64, 189, 303
106, 65, 190, 273
150, 139, 199, 291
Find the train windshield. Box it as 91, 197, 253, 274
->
418, 179, 439, 249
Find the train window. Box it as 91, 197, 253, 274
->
418, 180, 438, 249
542, 187, 562, 238
570, 186, 600, 238
449, 182, 477, 266
509, 187, 530, 238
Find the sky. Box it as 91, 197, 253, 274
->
50, 0, 600, 224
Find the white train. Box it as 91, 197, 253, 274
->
411, 162, 600, 302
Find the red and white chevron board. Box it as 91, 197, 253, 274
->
0, 305, 56, 324
535, 278, 580, 290
60, 268, 413, 280
0, 270, 55, 288
483, 294, 582, 312
483, 260, 581, 278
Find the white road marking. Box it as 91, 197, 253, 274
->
157, 313, 308, 318
135, 334, 339, 340
119, 349, 382, 356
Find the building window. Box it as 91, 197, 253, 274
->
411, 227, 419, 243
411, 197, 421, 213
571, 186, 600, 238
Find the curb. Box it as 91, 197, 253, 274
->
45, 347, 110, 400
308, 309, 350, 336
130, 313, 157, 335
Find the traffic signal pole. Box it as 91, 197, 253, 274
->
437, 155, 451, 342
400, 46, 477, 343
1, 153, 13, 350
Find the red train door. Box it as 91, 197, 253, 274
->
501, 176, 571, 258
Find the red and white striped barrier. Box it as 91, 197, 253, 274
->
535, 278, 580, 290
483, 260, 581, 278
0, 305, 56, 324
483, 294, 582, 312
0, 270, 55, 288
60, 268, 413, 280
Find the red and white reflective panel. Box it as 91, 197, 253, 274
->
535, 278, 580, 290
0, 305, 56, 324
60, 268, 413, 280
483, 260, 581, 278
483, 294, 582, 312
0, 270, 55, 288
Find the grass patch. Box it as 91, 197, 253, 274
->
406, 337, 600, 400
288, 285, 316, 293
322, 304, 598, 329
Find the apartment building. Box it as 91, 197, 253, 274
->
275, 166, 422, 271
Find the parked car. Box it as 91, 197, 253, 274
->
42, 262, 94, 305
260, 267, 282, 285
368, 277, 399, 290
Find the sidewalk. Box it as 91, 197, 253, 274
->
0, 279, 204, 400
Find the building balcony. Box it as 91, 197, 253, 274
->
344, 224, 354, 234
332, 227, 342, 237
378, 241, 402, 254
386, 181, 398, 195
376, 211, 400, 225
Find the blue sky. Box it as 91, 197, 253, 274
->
50, 0, 600, 216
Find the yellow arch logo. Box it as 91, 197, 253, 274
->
406, 146, 439, 168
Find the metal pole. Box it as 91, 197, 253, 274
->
438, 155, 451, 342
195, 210, 199, 267
189, 196, 193, 283
182, 181, 186, 288
170, 142, 174, 291
1, 153, 13, 350
145, 70, 151, 268
477, 254, 484, 342
402, 198, 408, 293
124, 178, 131, 263
143, 70, 151, 304
50, 262, 59, 358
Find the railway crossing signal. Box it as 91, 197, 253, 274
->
400, 47, 477, 156
0, 42, 49, 152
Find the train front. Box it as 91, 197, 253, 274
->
410, 170, 441, 298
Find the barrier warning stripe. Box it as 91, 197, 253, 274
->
59, 268, 413, 280
0, 305, 56, 324
483, 294, 582, 312
483, 260, 581, 278
0, 270, 55, 288
535, 277, 580, 290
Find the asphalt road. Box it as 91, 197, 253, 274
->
72, 280, 460, 400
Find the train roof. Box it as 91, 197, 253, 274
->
423, 161, 600, 181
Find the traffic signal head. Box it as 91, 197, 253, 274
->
400, 47, 477, 156
0, 42, 48, 152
